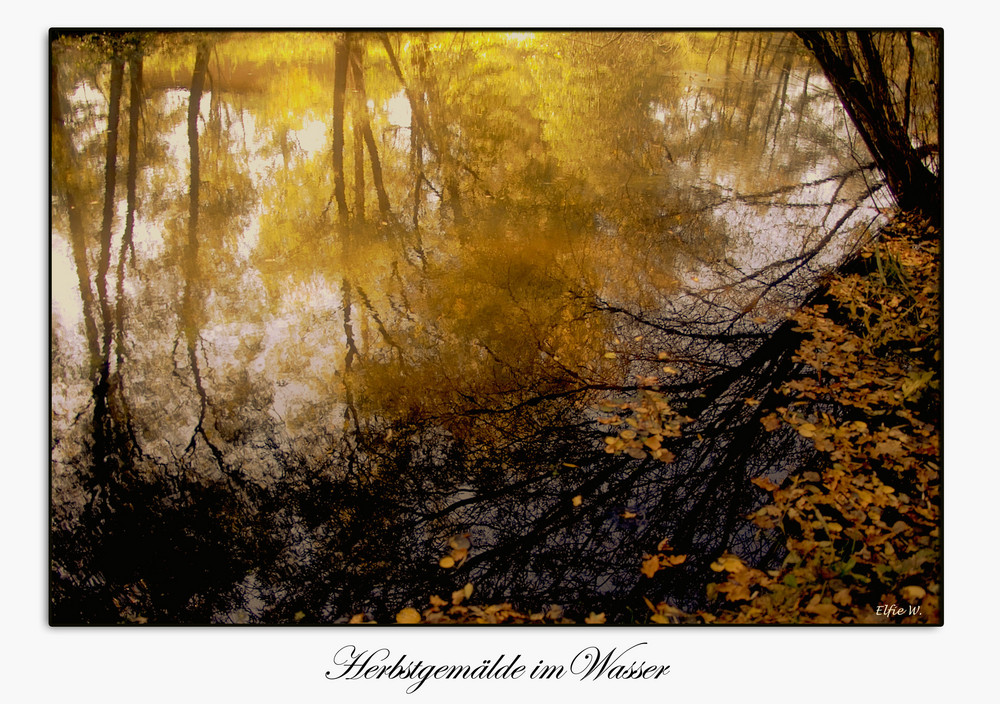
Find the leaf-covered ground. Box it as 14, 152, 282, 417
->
649, 210, 941, 624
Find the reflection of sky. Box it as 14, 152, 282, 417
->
384, 91, 411, 127
50, 234, 81, 346
52, 81, 334, 329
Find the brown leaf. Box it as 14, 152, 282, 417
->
761, 414, 782, 432
641, 554, 662, 578
805, 595, 837, 618
833, 588, 852, 606
751, 476, 780, 492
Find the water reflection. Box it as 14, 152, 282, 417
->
52, 31, 888, 623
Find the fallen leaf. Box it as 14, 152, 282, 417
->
751, 476, 780, 492
396, 608, 421, 624
710, 555, 744, 573
641, 554, 662, 578
761, 414, 782, 432
585, 612, 606, 624
806, 602, 838, 618
833, 588, 852, 606
572, 495, 583, 507
901, 585, 926, 602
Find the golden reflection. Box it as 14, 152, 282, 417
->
49, 30, 923, 623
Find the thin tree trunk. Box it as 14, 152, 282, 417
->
903, 32, 914, 137
92, 58, 125, 474
411, 108, 422, 228
332, 34, 350, 228
361, 121, 391, 218
181, 43, 222, 467
97, 57, 124, 363
112, 53, 144, 455
353, 117, 365, 223
50, 62, 101, 371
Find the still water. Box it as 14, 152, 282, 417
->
51, 31, 887, 623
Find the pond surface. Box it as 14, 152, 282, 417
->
51, 31, 888, 624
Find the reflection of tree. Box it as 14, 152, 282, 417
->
51, 36, 275, 624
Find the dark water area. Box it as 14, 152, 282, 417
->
50, 31, 928, 624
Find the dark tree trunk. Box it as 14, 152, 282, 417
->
796, 31, 940, 225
